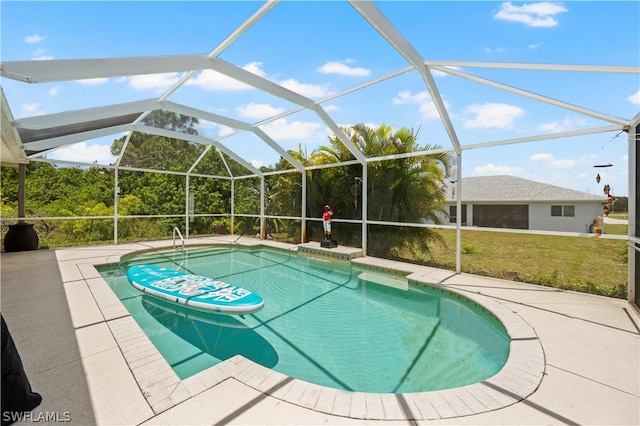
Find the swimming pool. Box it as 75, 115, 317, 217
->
99, 246, 510, 393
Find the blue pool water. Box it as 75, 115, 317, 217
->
99, 246, 510, 393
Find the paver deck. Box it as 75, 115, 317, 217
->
1, 235, 638, 425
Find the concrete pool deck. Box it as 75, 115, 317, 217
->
1, 236, 639, 425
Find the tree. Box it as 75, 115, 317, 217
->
287, 123, 452, 258
1, 115, 452, 252
612, 196, 628, 213
1, 162, 116, 247
110, 110, 207, 237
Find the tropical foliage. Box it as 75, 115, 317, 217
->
290, 123, 452, 259
1, 115, 631, 298
1, 113, 453, 256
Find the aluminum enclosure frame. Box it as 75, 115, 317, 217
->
1, 0, 637, 301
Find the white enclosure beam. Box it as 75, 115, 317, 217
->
361, 165, 368, 254
349, 0, 462, 155
252, 128, 305, 171
14, 99, 159, 129
0, 87, 27, 166
424, 60, 639, 74
318, 66, 414, 104
249, 65, 413, 131
301, 171, 307, 243
209, 57, 367, 164
208, 1, 279, 59
455, 153, 462, 274
114, 131, 134, 168
209, 58, 316, 109
23, 124, 132, 151
312, 106, 367, 163
158, 1, 279, 103
162, 101, 304, 171
462, 125, 624, 151
431, 65, 630, 126
187, 145, 213, 175
1, 55, 210, 83
161, 100, 253, 131
628, 117, 639, 303
134, 125, 262, 176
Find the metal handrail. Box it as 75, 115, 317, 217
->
173, 227, 185, 250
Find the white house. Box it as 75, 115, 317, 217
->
443, 175, 608, 233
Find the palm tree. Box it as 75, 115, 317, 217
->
287, 124, 452, 258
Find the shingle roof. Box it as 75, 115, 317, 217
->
444, 175, 606, 203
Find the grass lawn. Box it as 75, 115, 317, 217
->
406, 225, 629, 299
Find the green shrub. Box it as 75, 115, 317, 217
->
462, 243, 479, 255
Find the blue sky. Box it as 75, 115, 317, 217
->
1, 1, 638, 197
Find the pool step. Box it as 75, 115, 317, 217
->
358, 272, 408, 291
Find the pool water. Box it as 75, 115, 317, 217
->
99, 246, 510, 393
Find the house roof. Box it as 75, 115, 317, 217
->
444, 175, 606, 203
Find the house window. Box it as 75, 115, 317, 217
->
473, 205, 528, 229
449, 205, 467, 224
551, 205, 575, 217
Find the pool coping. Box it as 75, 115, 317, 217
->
59, 236, 544, 421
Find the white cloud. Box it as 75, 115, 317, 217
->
185, 61, 329, 97
33, 55, 54, 61
627, 89, 640, 105
531, 152, 576, 168
393, 90, 446, 121
474, 163, 524, 175
537, 116, 587, 132
25, 34, 45, 43
78, 78, 109, 86
188, 61, 267, 91
187, 69, 252, 91
430, 66, 460, 77
192, 120, 231, 138
484, 47, 506, 54
419, 101, 442, 121
463, 103, 524, 129
260, 118, 323, 141
317, 61, 371, 77
48, 142, 117, 164
48, 86, 62, 97
529, 42, 543, 49
530, 153, 554, 162
173, 62, 267, 92
236, 103, 285, 120
393, 90, 430, 105
217, 125, 235, 137
31, 48, 48, 58
279, 78, 330, 98
494, 2, 567, 27
242, 61, 267, 78
22, 103, 46, 117
323, 104, 340, 112
250, 159, 264, 169
128, 73, 182, 91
